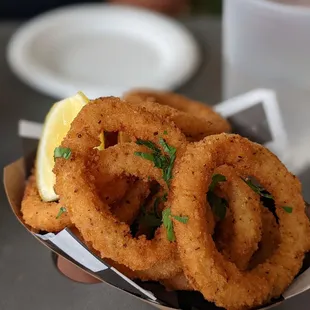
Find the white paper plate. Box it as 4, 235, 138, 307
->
7, 4, 200, 99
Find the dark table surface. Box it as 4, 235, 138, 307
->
1, 17, 309, 310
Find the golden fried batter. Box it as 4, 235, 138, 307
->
54, 97, 187, 272
21, 175, 71, 232
111, 179, 150, 225
171, 134, 310, 309
215, 165, 262, 270
161, 272, 193, 291
125, 90, 231, 141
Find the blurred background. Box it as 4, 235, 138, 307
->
0, 0, 222, 18
2, 0, 310, 174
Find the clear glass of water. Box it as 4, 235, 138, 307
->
223, 0, 310, 149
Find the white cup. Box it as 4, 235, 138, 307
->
223, 0, 310, 147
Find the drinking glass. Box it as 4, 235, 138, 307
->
223, 0, 310, 148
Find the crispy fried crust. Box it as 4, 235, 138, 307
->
21, 175, 71, 232
94, 175, 131, 204
124, 90, 231, 141
162, 165, 263, 290
111, 179, 150, 225
161, 272, 194, 291
249, 207, 281, 269
214, 165, 262, 270
54, 97, 187, 272
171, 133, 310, 309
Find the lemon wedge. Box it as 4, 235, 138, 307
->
36, 92, 89, 201
118, 132, 132, 143
94, 132, 105, 151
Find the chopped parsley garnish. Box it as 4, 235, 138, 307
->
134, 152, 155, 161
207, 174, 227, 220
162, 208, 175, 242
162, 192, 168, 202
162, 208, 189, 242
163, 130, 168, 135
130, 183, 161, 238
242, 177, 292, 215
133, 136, 187, 240
172, 215, 189, 224
56, 207, 67, 219
242, 178, 273, 199
54, 147, 71, 160
207, 192, 228, 220
139, 194, 168, 232
159, 138, 176, 185
209, 174, 227, 192
139, 194, 188, 242
281, 206, 293, 213
159, 138, 176, 156
134, 138, 176, 187
136, 139, 161, 153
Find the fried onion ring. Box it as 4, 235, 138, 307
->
94, 175, 131, 205
170, 133, 310, 309
125, 99, 218, 142
160, 272, 193, 291
124, 90, 231, 141
57, 143, 182, 276
21, 174, 71, 232
54, 97, 187, 272
249, 207, 281, 269
111, 179, 150, 225
214, 165, 262, 270
21, 173, 135, 232
72, 221, 179, 282
161, 165, 263, 291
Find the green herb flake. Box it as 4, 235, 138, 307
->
206, 174, 228, 220
163, 130, 168, 135
242, 178, 274, 199
281, 206, 293, 213
134, 137, 176, 187
162, 208, 175, 242
207, 191, 227, 220
242, 178, 292, 215
139, 196, 162, 229
54, 147, 71, 160
209, 174, 227, 192
172, 214, 189, 224
159, 138, 176, 156
134, 152, 154, 162
163, 155, 175, 186
162, 208, 188, 242
162, 193, 168, 202
56, 207, 67, 219
136, 139, 161, 154
153, 154, 168, 170
159, 138, 176, 187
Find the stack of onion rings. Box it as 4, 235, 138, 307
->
54, 97, 186, 275
21, 92, 310, 310
170, 134, 310, 309
124, 90, 231, 141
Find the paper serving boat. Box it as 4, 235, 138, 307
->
3, 90, 310, 309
